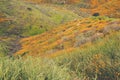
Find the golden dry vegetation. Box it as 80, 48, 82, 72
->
15, 17, 120, 57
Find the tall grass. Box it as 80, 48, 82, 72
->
0, 57, 71, 80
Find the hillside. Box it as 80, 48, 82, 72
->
0, 0, 120, 80
0, 0, 79, 37
0, 0, 79, 56
15, 17, 120, 57
14, 16, 120, 80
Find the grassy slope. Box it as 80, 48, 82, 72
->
0, 0, 79, 37
0, 0, 120, 80
1, 28, 120, 80
15, 16, 120, 57
27, 0, 120, 18
0, 0, 79, 56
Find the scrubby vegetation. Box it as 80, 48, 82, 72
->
0, 0, 120, 80
0, 31, 120, 80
